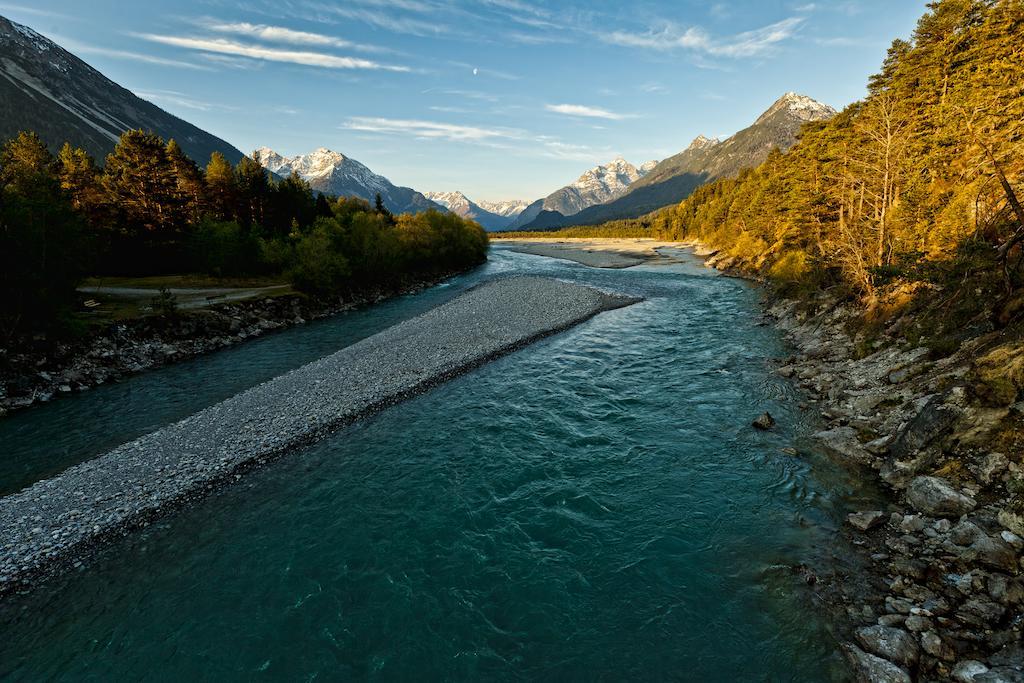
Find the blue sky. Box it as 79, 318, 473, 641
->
4, 1, 926, 201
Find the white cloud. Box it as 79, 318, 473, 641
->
204, 21, 386, 53
134, 89, 235, 112
544, 103, 632, 120
51, 36, 210, 70
135, 34, 409, 71
343, 117, 516, 141
341, 115, 609, 162
603, 17, 804, 58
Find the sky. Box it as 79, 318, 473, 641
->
2, 1, 928, 202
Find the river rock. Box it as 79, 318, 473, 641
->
813, 426, 868, 463
843, 644, 912, 683
907, 476, 977, 517
752, 412, 776, 430
854, 625, 919, 669
956, 597, 1006, 627
848, 511, 887, 531
890, 395, 959, 460
952, 660, 990, 682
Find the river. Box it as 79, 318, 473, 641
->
0, 246, 866, 680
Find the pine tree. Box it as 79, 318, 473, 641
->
205, 151, 237, 222
166, 139, 206, 224
235, 155, 269, 227
102, 130, 183, 238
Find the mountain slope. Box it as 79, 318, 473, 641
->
254, 147, 440, 215
423, 191, 513, 231
522, 93, 836, 230
0, 16, 245, 165
508, 157, 657, 229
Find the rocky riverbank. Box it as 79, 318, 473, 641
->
0, 269, 470, 417
0, 276, 639, 597
764, 296, 1023, 682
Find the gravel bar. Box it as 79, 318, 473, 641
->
0, 276, 639, 596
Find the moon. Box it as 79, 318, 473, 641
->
472, 68, 479, 76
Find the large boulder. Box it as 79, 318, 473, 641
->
907, 476, 977, 517
843, 644, 912, 683
890, 395, 959, 460
854, 625, 920, 669
814, 426, 869, 464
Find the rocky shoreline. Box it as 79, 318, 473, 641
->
764, 296, 1023, 682
0, 276, 640, 598
0, 268, 473, 417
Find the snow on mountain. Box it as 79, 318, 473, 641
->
755, 91, 836, 125
424, 190, 521, 231
520, 92, 836, 230
253, 147, 439, 215
477, 199, 529, 218
639, 160, 660, 175
507, 156, 657, 229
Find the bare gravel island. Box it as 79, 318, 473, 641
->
0, 276, 639, 595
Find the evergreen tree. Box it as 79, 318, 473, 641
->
102, 129, 183, 238
205, 151, 237, 222
166, 139, 206, 224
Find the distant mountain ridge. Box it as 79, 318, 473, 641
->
254, 147, 441, 215
477, 199, 529, 218
0, 15, 245, 165
519, 93, 836, 230
508, 156, 658, 229
423, 191, 521, 231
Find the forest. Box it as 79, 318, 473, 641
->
0, 130, 488, 341
512, 0, 1023, 336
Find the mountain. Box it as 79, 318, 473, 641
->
423, 191, 514, 231
254, 147, 441, 215
0, 16, 245, 165
507, 156, 657, 229
520, 93, 836, 230
477, 199, 529, 219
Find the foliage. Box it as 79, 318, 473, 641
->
0, 128, 489, 339
0, 132, 87, 340
524, 0, 1024, 304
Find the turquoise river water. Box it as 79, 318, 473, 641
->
0, 246, 868, 681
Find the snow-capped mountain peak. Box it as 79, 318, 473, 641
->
755, 92, 836, 125
478, 199, 529, 217
424, 191, 525, 231
253, 146, 438, 215
686, 135, 720, 152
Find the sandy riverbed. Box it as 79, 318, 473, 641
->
0, 276, 639, 595
494, 238, 689, 269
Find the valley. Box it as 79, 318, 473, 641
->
1, 2, 1023, 682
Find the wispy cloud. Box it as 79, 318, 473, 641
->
0, 3, 70, 20
342, 114, 610, 162
603, 16, 804, 58
203, 21, 387, 53
545, 103, 633, 121
309, 2, 449, 37
134, 89, 235, 111
343, 116, 516, 141
51, 35, 211, 70
135, 34, 410, 71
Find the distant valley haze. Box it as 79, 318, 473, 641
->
0, 0, 928, 203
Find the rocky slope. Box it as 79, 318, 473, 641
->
424, 191, 513, 231
0, 15, 245, 165
508, 156, 657, 229
254, 147, 441, 215
522, 93, 836, 230
685, 241, 1024, 682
